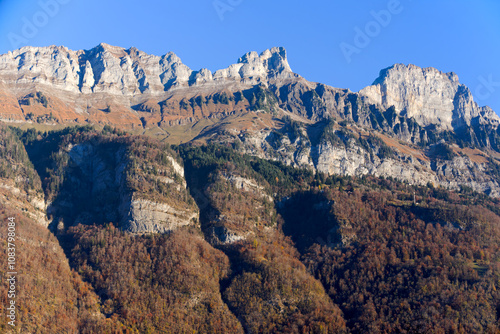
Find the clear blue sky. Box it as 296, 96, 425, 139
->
0, 0, 499, 113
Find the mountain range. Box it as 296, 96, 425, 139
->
1, 44, 500, 333
1, 44, 500, 197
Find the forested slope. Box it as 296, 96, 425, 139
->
0, 125, 499, 333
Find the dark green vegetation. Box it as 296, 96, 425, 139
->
0, 126, 41, 192
1, 125, 500, 333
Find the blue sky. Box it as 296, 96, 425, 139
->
0, 0, 499, 113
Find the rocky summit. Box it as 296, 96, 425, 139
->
1, 44, 500, 195
360, 64, 499, 130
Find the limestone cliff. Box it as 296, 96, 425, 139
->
0, 44, 294, 96
359, 64, 500, 131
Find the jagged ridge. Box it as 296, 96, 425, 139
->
0, 43, 295, 95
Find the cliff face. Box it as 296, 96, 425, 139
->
119, 146, 199, 234
1, 45, 498, 132
230, 122, 500, 196
359, 64, 500, 131
0, 44, 294, 96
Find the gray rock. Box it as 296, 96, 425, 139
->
120, 198, 198, 234
0, 44, 294, 97
359, 64, 500, 131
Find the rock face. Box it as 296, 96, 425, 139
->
0, 44, 299, 131
120, 198, 198, 234
0, 44, 294, 97
234, 124, 500, 197
1, 44, 497, 136
1, 45, 498, 132
46, 142, 129, 227
359, 64, 500, 131
218, 47, 295, 83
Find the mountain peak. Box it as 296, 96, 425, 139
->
360, 63, 497, 130
373, 63, 459, 86
237, 46, 292, 75
88, 43, 128, 58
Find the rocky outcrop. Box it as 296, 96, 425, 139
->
359, 64, 500, 131
119, 198, 198, 234
0, 181, 49, 226
220, 172, 273, 202
213, 47, 296, 84
0, 125, 48, 226
117, 148, 198, 234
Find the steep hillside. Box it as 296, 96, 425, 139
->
0, 125, 47, 226
0, 205, 118, 333
0, 126, 499, 332
18, 126, 197, 234
181, 145, 346, 332
280, 179, 500, 333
